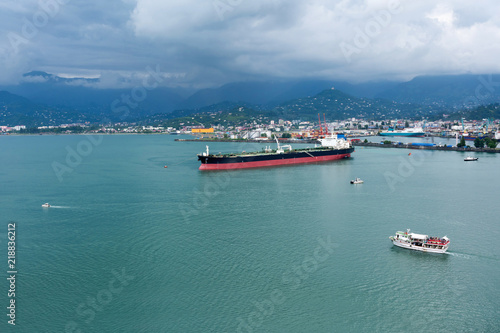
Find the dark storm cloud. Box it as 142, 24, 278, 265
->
1, 0, 500, 87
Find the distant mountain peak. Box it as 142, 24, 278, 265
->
23, 71, 54, 78
315, 88, 355, 99
21, 70, 100, 85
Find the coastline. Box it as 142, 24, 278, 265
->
0, 132, 175, 137
3, 134, 499, 153
352, 141, 500, 153
175, 137, 500, 153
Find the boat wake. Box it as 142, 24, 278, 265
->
46, 206, 71, 209
444, 252, 472, 259
446, 251, 499, 261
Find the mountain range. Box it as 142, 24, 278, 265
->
1, 71, 500, 126
376, 74, 500, 108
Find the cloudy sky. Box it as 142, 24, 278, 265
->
1, 0, 500, 88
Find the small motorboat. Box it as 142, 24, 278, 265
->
41, 203, 50, 208
350, 178, 364, 184
464, 156, 478, 161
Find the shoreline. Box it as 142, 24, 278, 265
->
0, 132, 176, 137
352, 141, 500, 153
175, 138, 500, 153
2, 134, 499, 153
174, 138, 319, 144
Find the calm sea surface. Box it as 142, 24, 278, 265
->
0, 134, 499, 332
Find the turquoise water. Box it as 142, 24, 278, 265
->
1, 134, 499, 332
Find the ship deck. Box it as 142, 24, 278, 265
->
202, 146, 341, 158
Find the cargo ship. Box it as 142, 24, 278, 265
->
379, 127, 425, 137
197, 135, 354, 170
460, 131, 488, 141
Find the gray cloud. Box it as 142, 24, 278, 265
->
1, 0, 500, 87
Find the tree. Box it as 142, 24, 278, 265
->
405, 120, 409, 127
484, 137, 498, 149
474, 137, 485, 148
457, 137, 466, 148
364, 139, 368, 143
281, 132, 291, 138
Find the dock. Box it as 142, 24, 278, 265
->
174, 138, 318, 144
352, 141, 500, 153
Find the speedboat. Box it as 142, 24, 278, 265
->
464, 156, 478, 161
389, 229, 450, 253
41, 203, 50, 208
350, 178, 364, 184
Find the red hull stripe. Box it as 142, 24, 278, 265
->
199, 154, 351, 170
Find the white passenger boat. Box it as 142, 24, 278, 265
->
350, 178, 364, 184
41, 203, 50, 208
464, 156, 478, 161
389, 229, 450, 253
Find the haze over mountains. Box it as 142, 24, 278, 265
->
1, 71, 500, 126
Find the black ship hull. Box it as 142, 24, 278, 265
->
198, 147, 354, 170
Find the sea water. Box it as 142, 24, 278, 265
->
0, 134, 499, 332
